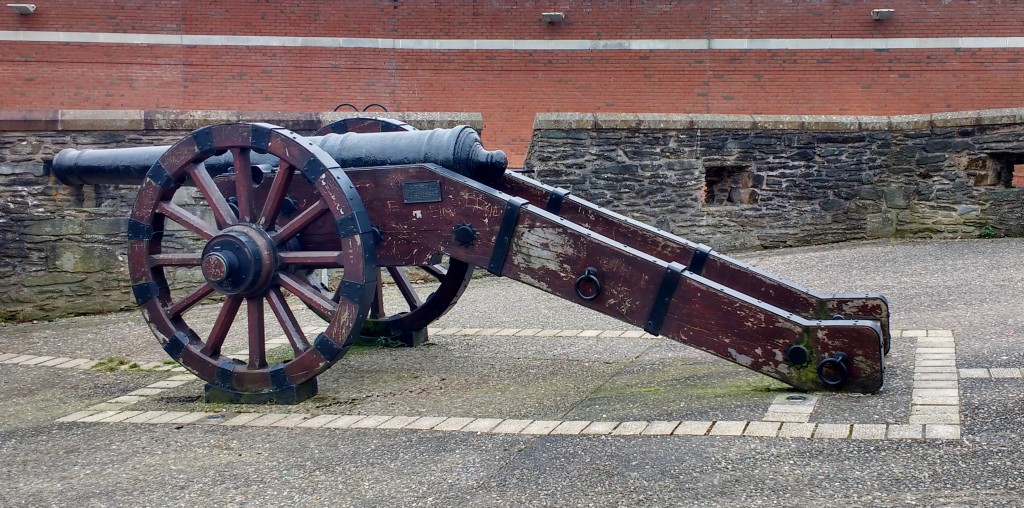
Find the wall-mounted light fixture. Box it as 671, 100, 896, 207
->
542, 12, 565, 23
871, 9, 894, 20
7, 3, 36, 14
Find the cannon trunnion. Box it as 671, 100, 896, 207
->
51, 119, 891, 403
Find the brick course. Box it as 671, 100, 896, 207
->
3, 1, 1024, 165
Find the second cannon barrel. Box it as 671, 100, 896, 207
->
51, 125, 508, 187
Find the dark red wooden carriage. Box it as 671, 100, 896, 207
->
52, 118, 890, 403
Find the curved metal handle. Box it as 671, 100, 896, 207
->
816, 352, 850, 387
574, 267, 601, 301
333, 102, 359, 112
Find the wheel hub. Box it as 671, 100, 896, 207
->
201, 224, 278, 296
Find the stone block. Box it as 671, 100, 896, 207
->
595, 113, 642, 130
55, 410, 100, 422
581, 421, 619, 435
691, 114, 755, 130
777, 423, 816, 439
752, 115, 804, 130
169, 412, 214, 425
857, 116, 892, 131
889, 114, 933, 131
492, 419, 533, 434
931, 111, 981, 128
635, 113, 693, 130
431, 417, 475, 431
76, 410, 122, 422
82, 218, 129, 235
349, 415, 394, 428
743, 421, 781, 437
708, 421, 748, 436
296, 415, 345, 428
671, 421, 712, 436
912, 396, 960, 405
533, 113, 596, 131
851, 424, 887, 440
550, 421, 592, 435
909, 413, 960, 425
801, 115, 860, 131
883, 187, 911, 209
98, 411, 144, 423
975, 108, 1024, 126
60, 110, 144, 131
123, 411, 168, 423
989, 368, 1023, 379
886, 424, 923, 439
322, 415, 369, 429
144, 412, 190, 424
521, 420, 561, 435
812, 424, 851, 439
25, 219, 83, 236
0, 109, 60, 131
244, 413, 291, 427
458, 418, 503, 433
143, 110, 241, 130
610, 421, 649, 435
762, 412, 810, 423
221, 413, 262, 426
925, 424, 962, 440
641, 421, 681, 435
45, 244, 123, 273
372, 415, 419, 430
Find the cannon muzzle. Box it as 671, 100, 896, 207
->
52, 125, 507, 186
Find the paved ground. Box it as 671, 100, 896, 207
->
1, 238, 1022, 507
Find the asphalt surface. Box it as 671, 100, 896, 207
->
1, 238, 1022, 507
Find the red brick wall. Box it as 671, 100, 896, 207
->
3, 1, 1024, 165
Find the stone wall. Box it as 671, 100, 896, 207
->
525, 110, 1024, 251
0, 110, 482, 322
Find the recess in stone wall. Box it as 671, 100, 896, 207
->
703, 164, 758, 206
969, 153, 1024, 188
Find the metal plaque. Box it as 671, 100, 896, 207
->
402, 181, 443, 204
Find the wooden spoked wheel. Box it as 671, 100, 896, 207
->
127, 123, 377, 394
314, 117, 475, 341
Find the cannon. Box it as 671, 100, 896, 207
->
51, 118, 891, 403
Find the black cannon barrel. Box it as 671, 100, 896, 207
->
51, 125, 507, 186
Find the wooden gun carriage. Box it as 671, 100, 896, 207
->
51, 118, 891, 403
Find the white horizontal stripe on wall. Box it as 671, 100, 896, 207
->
2, 31, 1024, 51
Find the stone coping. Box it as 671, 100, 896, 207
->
0, 110, 483, 132
534, 108, 1024, 132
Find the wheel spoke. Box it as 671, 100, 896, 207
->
156, 201, 217, 240
202, 295, 242, 357
232, 148, 256, 223
370, 279, 385, 319
420, 264, 448, 280
187, 162, 238, 229
387, 266, 422, 310
271, 199, 328, 246
166, 283, 215, 318
246, 297, 267, 369
149, 252, 202, 267
266, 286, 311, 355
257, 161, 294, 229
279, 251, 344, 267
278, 272, 337, 317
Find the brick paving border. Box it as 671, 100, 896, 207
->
4, 329, 975, 441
